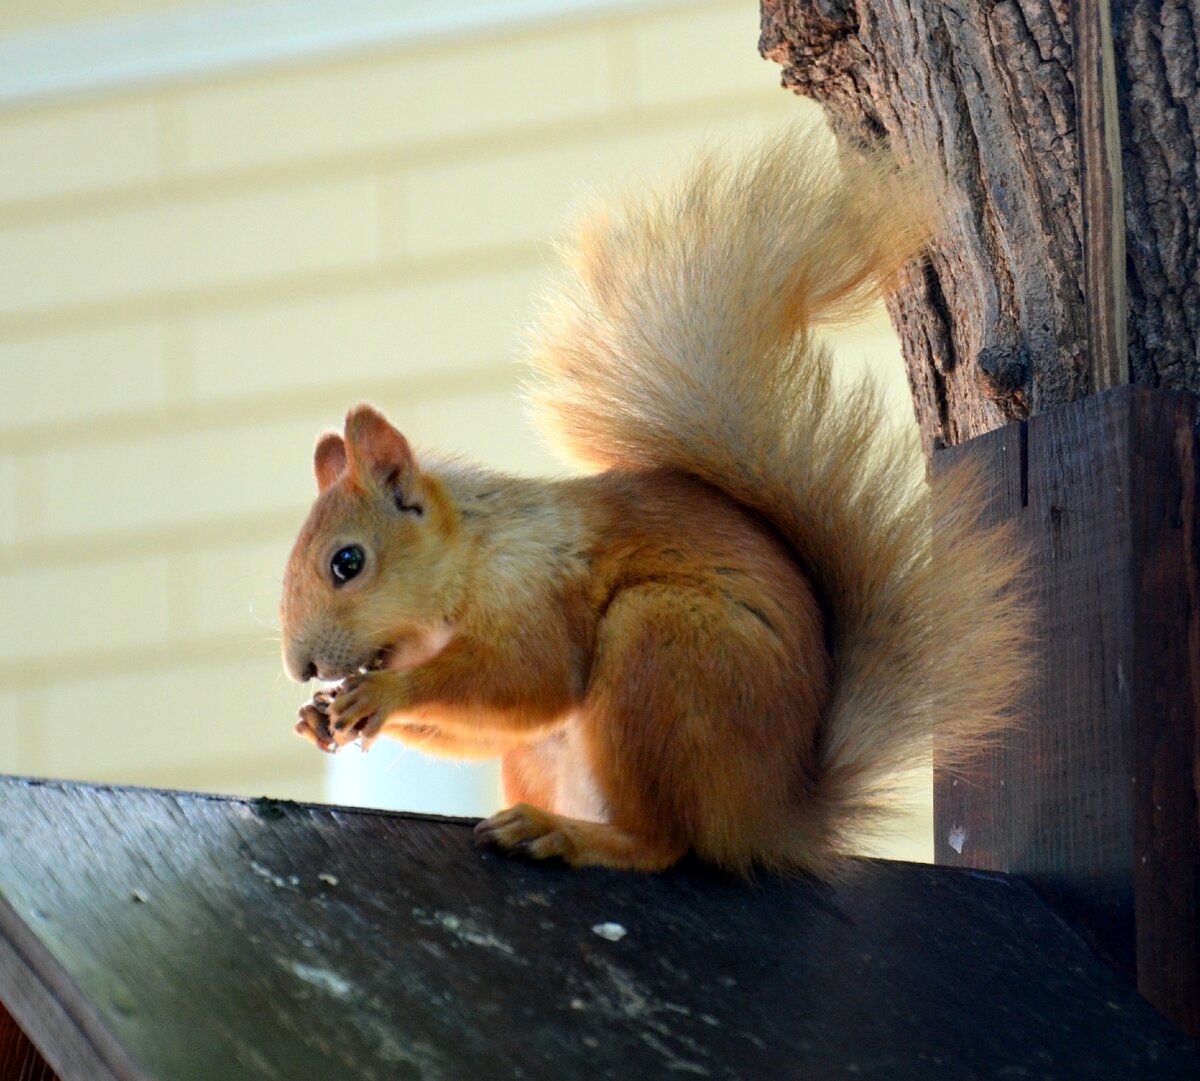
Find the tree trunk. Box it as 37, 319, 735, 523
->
760, 1, 1200, 453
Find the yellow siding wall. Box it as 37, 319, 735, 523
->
0, 1, 926, 857
0, 1, 196, 33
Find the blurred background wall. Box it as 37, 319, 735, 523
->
0, 0, 925, 857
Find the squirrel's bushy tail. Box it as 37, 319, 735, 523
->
525, 129, 1029, 857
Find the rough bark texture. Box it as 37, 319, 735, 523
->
1120, 2, 1200, 390
760, 1, 1200, 452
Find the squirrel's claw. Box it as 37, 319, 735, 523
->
295, 700, 337, 753
325, 671, 398, 748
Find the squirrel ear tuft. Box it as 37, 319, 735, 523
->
314, 432, 347, 492
343, 404, 417, 496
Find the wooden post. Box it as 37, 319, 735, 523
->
934, 385, 1200, 1040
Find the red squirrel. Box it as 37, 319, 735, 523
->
279, 133, 1028, 875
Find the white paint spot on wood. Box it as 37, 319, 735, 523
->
249, 860, 299, 890
413, 907, 519, 958
592, 921, 628, 942
288, 961, 355, 1000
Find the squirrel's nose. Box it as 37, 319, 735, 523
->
283, 650, 318, 683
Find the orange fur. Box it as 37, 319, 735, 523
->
279, 130, 1029, 875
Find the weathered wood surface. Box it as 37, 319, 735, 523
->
0, 777, 1198, 1080
934, 385, 1200, 1040
759, 1, 1200, 452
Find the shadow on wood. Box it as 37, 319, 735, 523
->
0, 776, 1197, 1080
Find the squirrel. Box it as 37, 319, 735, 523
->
279, 131, 1029, 876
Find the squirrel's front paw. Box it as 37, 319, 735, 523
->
326, 672, 403, 751
294, 689, 338, 753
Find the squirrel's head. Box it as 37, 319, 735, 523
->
280, 404, 458, 683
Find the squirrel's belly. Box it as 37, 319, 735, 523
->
552, 715, 609, 821
502, 715, 610, 822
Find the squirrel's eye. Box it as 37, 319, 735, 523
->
330, 545, 365, 584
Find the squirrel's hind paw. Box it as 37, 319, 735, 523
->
474, 803, 684, 872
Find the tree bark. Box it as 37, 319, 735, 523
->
760, 1, 1200, 453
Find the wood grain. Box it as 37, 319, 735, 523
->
1, 778, 1197, 1079
1071, 0, 1128, 392
933, 385, 1200, 1040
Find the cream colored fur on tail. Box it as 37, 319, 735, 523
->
526, 131, 1029, 854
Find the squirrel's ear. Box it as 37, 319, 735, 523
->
313, 432, 347, 493
343, 404, 420, 508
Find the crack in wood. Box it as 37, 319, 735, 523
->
1072, 0, 1129, 392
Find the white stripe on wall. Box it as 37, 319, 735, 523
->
0, 0, 694, 107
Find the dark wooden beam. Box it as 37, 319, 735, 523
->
1, 778, 1197, 1079
934, 385, 1200, 1040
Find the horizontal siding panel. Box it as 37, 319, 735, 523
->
188, 537, 293, 639
393, 106, 797, 257
36, 415, 326, 537
188, 267, 541, 401
0, 1, 178, 36
38, 657, 316, 777
0, 176, 380, 316
629, 3, 783, 108
0, 98, 161, 203
0, 322, 167, 428
174, 28, 609, 174
0, 459, 15, 547
0, 555, 171, 662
